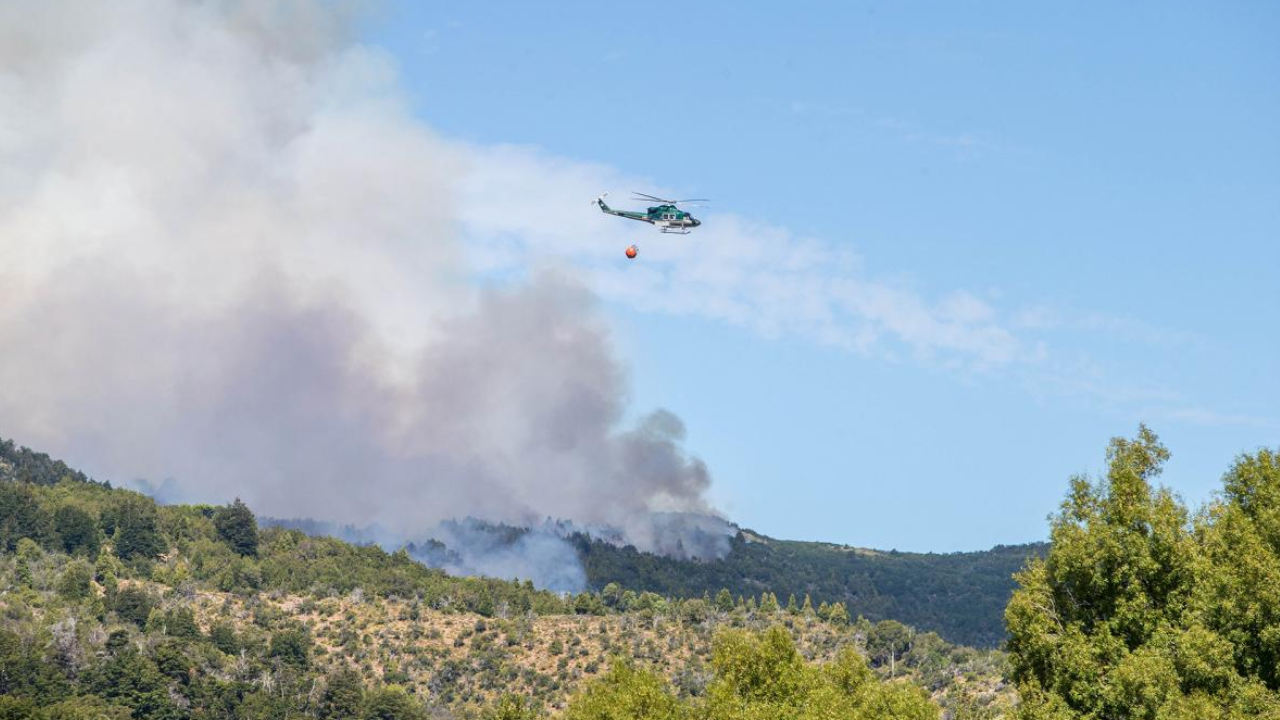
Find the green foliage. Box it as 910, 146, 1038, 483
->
268, 625, 313, 669
703, 626, 936, 720
56, 559, 93, 601
573, 528, 1043, 647
563, 627, 938, 720
214, 497, 259, 556
111, 586, 158, 628
111, 494, 164, 561
485, 694, 539, 720
81, 646, 179, 720
1007, 427, 1280, 719
42, 695, 134, 720
564, 660, 684, 720
361, 685, 426, 720
52, 505, 99, 557
0, 481, 53, 552
321, 668, 365, 719
208, 620, 239, 655
0, 439, 93, 486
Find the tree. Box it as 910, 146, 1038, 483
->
361, 685, 426, 720
485, 694, 537, 720
320, 668, 364, 720
1006, 428, 1280, 719
564, 660, 684, 720
268, 626, 312, 669
42, 695, 133, 720
704, 626, 936, 720
57, 559, 93, 601
111, 586, 158, 628
112, 495, 164, 561
214, 498, 259, 557
1197, 449, 1280, 691
208, 621, 239, 655
14, 535, 34, 586
54, 505, 100, 557
867, 620, 913, 676
602, 582, 624, 608
82, 646, 178, 720
714, 588, 733, 613
826, 601, 850, 626
0, 481, 52, 551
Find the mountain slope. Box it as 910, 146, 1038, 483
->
571, 530, 1046, 648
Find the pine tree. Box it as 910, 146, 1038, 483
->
112, 495, 164, 561
320, 669, 365, 720
786, 594, 799, 615
827, 602, 850, 626
54, 504, 100, 557
214, 497, 259, 557
802, 594, 814, 616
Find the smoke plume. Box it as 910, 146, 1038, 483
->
0, 0, 730, 576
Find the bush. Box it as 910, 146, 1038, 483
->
111, 586, 157, 628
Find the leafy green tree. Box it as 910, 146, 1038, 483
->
321, 668, 365, 720
575, 591, 606, 615
161, 606, 201, 639
485, 694, 538, 720
208, 621, 239, 655
827, 601, 850, 626
362, 685, 426, 720
269, 626, 313, 669
0, 481, 52, 551
714, 588, 733, 613
82, 646, 178, 720
112, 495, 164, 561
42, 695, 133, 720
57, 559, 94, 601
15, 553, 32, 588
111, 586, 158, 628
214, 497, 259, 557
54, 505, 100, 557
759, 592, 780, 613
704, 626, 936, 720
0, 696, 41, 720
564, 660, 684, 720
1197, 449, 1280, 691
1006, 428, 1280, 719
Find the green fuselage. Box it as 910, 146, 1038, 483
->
597, 198, 701, 233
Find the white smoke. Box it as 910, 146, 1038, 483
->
0, 0, 729, 562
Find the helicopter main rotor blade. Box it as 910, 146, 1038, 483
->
631, 192, 670, 202
630, 192, 710, 205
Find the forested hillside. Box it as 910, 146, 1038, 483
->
7, 429, 1278, 719
571, 531, 1045, 648
0, 437, 1008, 719
261, 514, 1040, 648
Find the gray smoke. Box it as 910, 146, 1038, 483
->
0, 0, 731, 570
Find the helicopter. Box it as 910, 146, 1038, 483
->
595, 192, 707, 257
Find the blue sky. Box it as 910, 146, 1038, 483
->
364, 1, 1278, 551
